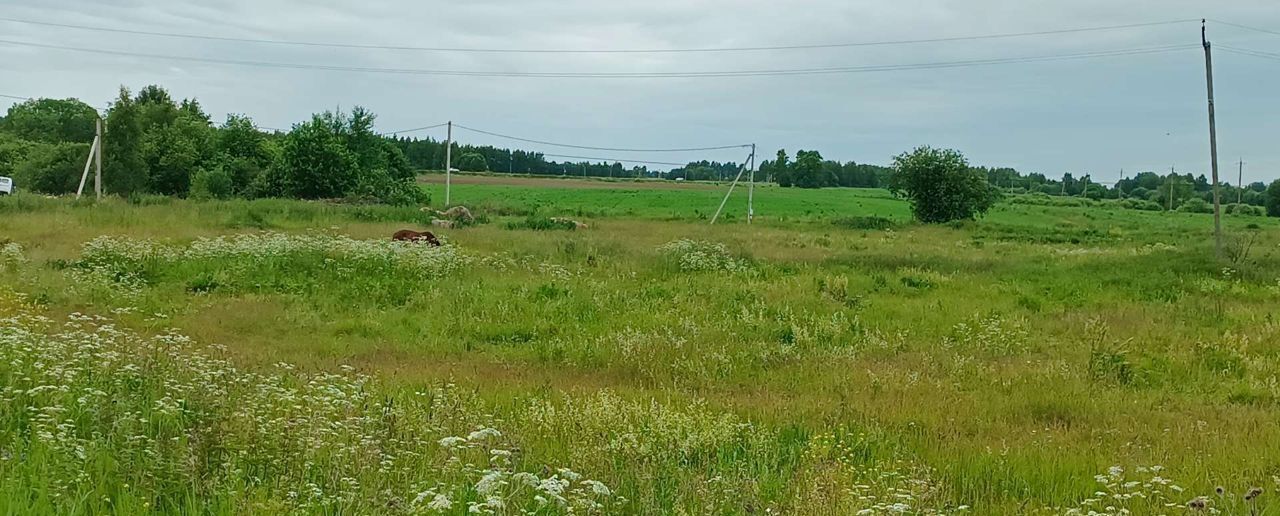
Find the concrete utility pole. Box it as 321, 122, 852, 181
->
1168, 167, 1176, 212
747, 143, 756, 223
444, 121, 453, 206
76, 117, 102, 200
1202, 20, 1223, 259
1117, 169, 1125, 198
94, 118, 103, 200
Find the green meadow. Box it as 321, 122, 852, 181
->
1, 179, 1278, 514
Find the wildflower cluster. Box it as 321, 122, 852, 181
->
0, 241, 26, 271
945, 313, 1029, 356
80, 232, 468, 277
0, 290, 618, 514
427, 427, 621, 514
791, 433, 963, 514
1062, 465, 1192, 515
72, 233, 469, 302
658, 239, 750, 273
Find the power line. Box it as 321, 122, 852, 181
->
385, 122, 449, 135
0, 93, 33, 101
0, 38, 1198, 78
0, 16, 1199, 54
539, 153, 687, 166
1218, 45, 1280, 62
453, 123, 749, 152
1206, 19, 1280, 38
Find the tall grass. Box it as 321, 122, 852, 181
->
2, 192, 1279, 513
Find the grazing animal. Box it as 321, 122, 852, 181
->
431, 219, 455, 229
438, 206, 475, 225
391, 229, 441, 246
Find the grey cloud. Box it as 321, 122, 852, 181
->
2, 0, 1278, 180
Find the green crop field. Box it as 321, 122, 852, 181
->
2, 178, 1279, 515
418, 173, 913, 222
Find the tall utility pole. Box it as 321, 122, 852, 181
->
1168, 166, 1176, 212
76, 117, 102, 199
444, 121, 453, 206
1117, 169, 1125, 198
1237, 158, 1245, 204
1202, 20, 1223, 259
94, 118, 103, 200
747, 143, 756, 223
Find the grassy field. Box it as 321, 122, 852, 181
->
418, 173, 912, 222
2, 179, 1279, 514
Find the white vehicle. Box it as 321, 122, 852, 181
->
0, 176, 12, 195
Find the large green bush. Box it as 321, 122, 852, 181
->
889, 146, 998, 223
13, 142, 90, 194
189, 167, 235, 200
1267, 179, 1280, 217
1176, 198, 1212, 214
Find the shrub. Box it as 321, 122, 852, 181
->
1267, 179, 1280, 217
1008, 194, 1094, 208
12, 142, 90, 194
1176, 197, 1212, 213
276, 116, 360, 199
456, 152, 489, 172
1226, 203, 1263, 216
189, 167, 234, 200
1119, 198, 1162, 211
889, 146, 998, 223
831, 215, 895, 230
349, 168, 429, 206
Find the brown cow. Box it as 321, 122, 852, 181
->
392, 229, 441, 246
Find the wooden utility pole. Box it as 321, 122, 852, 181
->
1117, 169, 1125, 198
1237, 158, 1244, 204
1202, 20, 1223, 259
1167, 167, 1176, 211
444, 121, 452, 206
94, 118, 103, 200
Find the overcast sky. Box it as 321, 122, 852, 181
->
2, 0, 1279, 181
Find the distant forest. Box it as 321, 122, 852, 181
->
0, 84, 1270, 210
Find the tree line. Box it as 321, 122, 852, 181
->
762, 147, 1278, 214
1, 85, 424, 204
4, 84, 1278, 216
393, 137, 657, 179
760, 149, 893, 188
